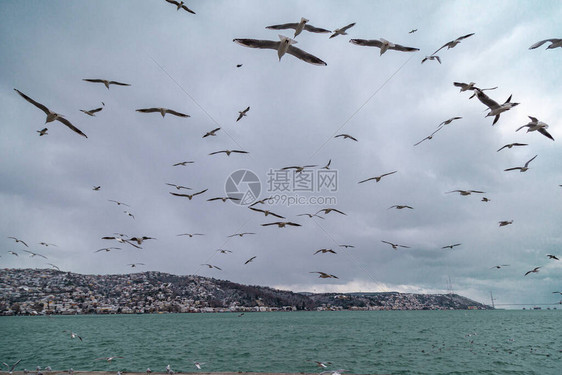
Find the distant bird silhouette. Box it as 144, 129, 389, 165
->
23, 250, 47, 259
546, 254, 559, 260
136, 107, 190, 118
441, 243, 461, 249
166, 183, 191, 190
310, 271, 338, 279
421, 55, 441, 64
244, 256, 257, 264
207, 196, 240, 203
177, 233, 204, 237
170, 189, 208, 200
228, 232, 255, 237
201, 264, 221, 270
350, 38, 419, 55
314, 249, 337, 255
330, 23, 355, 39
432, 33, 475, 55
37, 128, 48, 136
80, 105, 104, 116
316, 208, 346, 216
83, 79, 130, 89
498, 220, 513, 227
249, 207, 285, 219
236, 106, 250, 121
108, 200, 130, 207
8, 236, 28, 247
497, 143, 528, 152
173, 161, 194, 166
504, 155, 537, 172
358, 171, 397, 183
335, 133, 358, 141
262, 221, 301, 228
202, 127, 221, 138
381, 240, 410, 250
164, 0, 195, 14
209, 150, 249, 156
388, 205, 413, 210
490, 265, 509, 269
524, 267, 541, 276
446, 189, 485, 196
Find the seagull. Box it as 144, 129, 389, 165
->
108, 200, 130, 207
83, 79, 131, 89
202, 127, 221, 138
136, 108, 190, 118
421, 55, 441, 64
201, 264, 222, 270
321, 159, 332, 169
441, 243, 461, 249
414, 127, 443, 146
170, 189, 208, 200
233, 36, 327, 66
2, 360, 22, 373
193, 362, 205, 370
312, 361, 332, 368
446, 189, 485, 196
388, 205, 413, 210
490, 265, 510, 269
93, 186, 101, 191
497, 143, 528, 152
339, 244, 355, 248
209, 149, 249, 156
349, 38, 419, 55
228, 232, 256, 237
164, 0, 195, 14
524, 266, 541, 276
95, 247, 121, 252
47, 263, 60, 271
8, 236, 29, 247
504, 155, 537, 172
329, 22, 355, 39
314, 248, 337, 255
14, 89, 87, 138
547, 254, 559, 260
244, 256, 257, 264
334, 133, 358, 141
95, 357, 124, 362
147, 369, 152, 375
498, 220, 513, 227
249, 207, 285, 219
7, 251, 18, 256
474, 90, 519, 125
127, 263, 145, 268
358, 170, 397, 183
297, 213, 325, 220
39, 242, 57, 247
177, 233, 204, 237
172, 161, 195, 166
439, 116, 462, 127
261, 221, 301, 228
381, 240, 410, 250
64, 330, 83, 341
128, 236, 156, 245
516, 116, 554, 141
166, 183, 191, 190
80, 105, 104, 116
236, 64, 243, 68
266, 18, 331, 37
481, 197, 491, 202
529, 38, 562, 50
123, 211, 135, 219
101, 236, 142, 249
37, 128, 48, 136
409, 29, 418, 34
316, 208, 346, 216
432, 33, 475, 55
282, 165, 317, 173
249, 197, 274, 206
236, 106, 250, 121
453, 82, 497, 97
310, 271, 338, 279
207, 196, 241, 202
23, 250, 48, 259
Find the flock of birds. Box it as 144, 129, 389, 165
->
3, 2, 562, 373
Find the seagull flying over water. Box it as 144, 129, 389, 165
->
266, 18, 331, 37
504, 155, 537, 172
529, 38, 562, 50
350, 38, 419, 55
14, 89, 87, 138
234, 35, 327, 66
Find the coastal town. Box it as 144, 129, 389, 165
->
0, 268, 491, 315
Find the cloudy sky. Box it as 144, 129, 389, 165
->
1, 0, 561, 308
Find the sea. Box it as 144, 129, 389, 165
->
0, 310, 560, 375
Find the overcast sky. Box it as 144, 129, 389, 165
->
1, 0, 561, 308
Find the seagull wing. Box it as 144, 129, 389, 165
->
108, 81, 131, 87
524, 155, 538, 167
303, 24, 331, 33
56, 117, 88, 138
538, 127, 554, 140
165, 109, 190, 117
136, 108, 160, 113
528, 39, 558, 49
358, 177, 375, 183
14, 89, 50, 115
350, 39, 384, 48
180, 4, 196, 14
234, 38, 280, 50
390, 43, 420, 52
286, 45, 327, 65
265, 22, 299, 31
475, 90, 500, 110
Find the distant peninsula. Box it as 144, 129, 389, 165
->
0, 268, 492, 315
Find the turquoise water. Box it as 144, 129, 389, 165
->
0, 310, 560, 375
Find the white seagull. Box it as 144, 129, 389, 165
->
432, 33, 475, 55
266, 18, 331, 37
350, 38, 419, 55
516, 116, 554, 141
529, 38, 562, 50
474, 90, 519, 125
83, 79, 130, 89
504, 155, 537, 172
136, 108, 190, 118
329, 23, 355, 39
234, 35, 327, 65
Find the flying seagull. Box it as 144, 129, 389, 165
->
127, 263, 145, 268
136, 108, 190, 118
170, 189, 208, 200
497, 143, 528, 152
349, 38, 419, 55
7, 251, 18, 256
101, 236, 142, 249
297, 213, 325, 220
316, 208, 346, 216
83, 79, 130, 89
524, 267, 541, 276
314, 248, 337, 255
249, 207, 285, 219
202, 127, 221, 138
381, 240, 410, 250
358, 171, 397, 183
108, 200, 129, 207
177, 233, 204, 237
193, 362, 205, 370
234, 36, 327, 66
266, 17, 331, 37
421, 55, 441, 64
236, 106, 250, 121
474, 90, 519, 125
409, 29, 418, 34
453, 82, 498, 97
47, 263, 60, 271
8, 236, 28, 247
439, 116, 462, 127
504, 155, 537, 172
498, 220, 513, 227
329, 22, 355, 39
228, 232, 256, 237
441, 243, 461, 249
92, 185, 101, 191
173, 161, 195, 166
529, 38, 562, 50
39, 242, 57, 247
546, 254, 559, 260
217, 249, 232, 254
446, 189, 485, 196
64, 330, 83, 341
14, 89, 87, 138
334, 133, 358, 141
414, 127, 443, 146
2, 360, 22, 373
164, 0, 195, 14
432, 33, 475, 55
388, 205, 414, 210
37, 128, 48, 136
261, 221, 301, 228
244, 256, 257, 264
128, 236, 156, 245
123, 211, 135, 219
310, 271, 338, 279
209, 149, 249, 156
201, 264, 222, 270
282, 165, 317, 173
207, 196, 241, 203
95, 247, 121, 252
95, 357, 124, 362
23, 250, 47, 259
80, 104, 104, 116
516, 116, 554, 141
490, 265, 510, 269
166, 183, 191, 190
